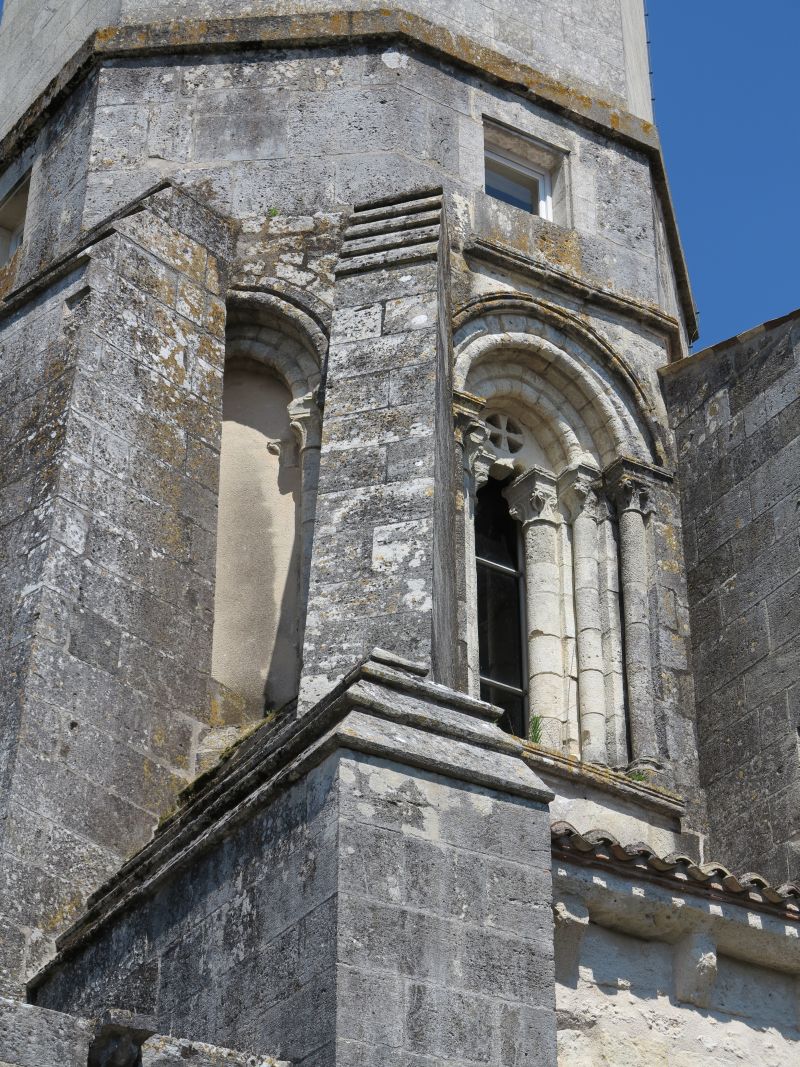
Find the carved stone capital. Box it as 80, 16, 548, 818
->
604, 457, 663, 517
266, 435, 298, 467
558, 463, 602, 522
453, 390, 494, 489
288, 391, 322, 453
503, 467, 560, 526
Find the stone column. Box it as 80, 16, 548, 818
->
288, 391, 322, 649
560, 465, 607, 765
605, 458, 659, 769
504, 468, 565, 751
453, 391, 493, 698
596, 495, 629, 767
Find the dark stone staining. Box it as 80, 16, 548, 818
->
663, 313, 800, 883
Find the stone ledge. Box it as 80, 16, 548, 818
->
463, 235, 684, 361
521, 742, 686, 821
0, 8, 697, 341
0, 179, 238, 321
554, 845, 800, 960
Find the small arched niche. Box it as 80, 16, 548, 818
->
212, 360, 301, 712
210, 292, 323, 716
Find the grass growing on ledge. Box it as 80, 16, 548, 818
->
626, 769, 650, 783
528, 714, 543, 745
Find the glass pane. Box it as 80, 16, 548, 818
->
481, 681, 526, 739
477, 562, 524, 690
475, 478, 519, 569
485, 157, 540, 215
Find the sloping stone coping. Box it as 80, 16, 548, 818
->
28, 648, 553, 994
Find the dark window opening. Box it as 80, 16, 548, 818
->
476, 477, 527, 737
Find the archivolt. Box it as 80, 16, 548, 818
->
454, 296, 666, 467
226, 288, 326, 399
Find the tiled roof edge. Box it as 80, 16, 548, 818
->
551, 821, 800, 919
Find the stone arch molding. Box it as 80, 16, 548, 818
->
454, 297, 665, 769
453, 297, 665, 473
226, 288, 325, 402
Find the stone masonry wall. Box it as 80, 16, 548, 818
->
556, 915, 800, 1065
299, 190, 458, 708
0, 998, 287, 1066
0, 1, 650, 144
33, 739, 556, 1067
0, 185, 240, 995
33, 753, 342, 1062
662, 310, 800, 883
6, 43, 676, 328
0, 268, 85, 994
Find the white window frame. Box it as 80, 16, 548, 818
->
0, 173, 30, 268
484, 146, 553, 222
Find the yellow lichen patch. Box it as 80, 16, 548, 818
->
536, 227, 583, 275
0, 246, 20, 299
42, 893, 83, 934
661, 523, 680, 555
207, 685, 248, 729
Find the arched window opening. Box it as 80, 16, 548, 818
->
475, 477, 528, 737
211, 360, 301, 714
456, 310, 662, 769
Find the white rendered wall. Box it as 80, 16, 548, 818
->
211, 365, 300, 712
557, 921, 800, 1066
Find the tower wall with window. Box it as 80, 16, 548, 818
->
6, 8, 797, 1067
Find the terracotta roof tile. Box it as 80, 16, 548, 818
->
551, 821, 800, 919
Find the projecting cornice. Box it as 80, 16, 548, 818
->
0, 8, 698, 340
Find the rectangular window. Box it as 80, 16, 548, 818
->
483, 119, 563, 222
484, 149, 550, 218
0, 174, 30, 268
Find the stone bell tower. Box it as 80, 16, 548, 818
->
3, 3, 797, 1067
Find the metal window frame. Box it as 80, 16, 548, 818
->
475, 521, 530, 729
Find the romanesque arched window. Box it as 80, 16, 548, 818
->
210, 293, 323, 715
455, 302, 665, 770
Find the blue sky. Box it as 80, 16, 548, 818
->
647, 3, 800, 349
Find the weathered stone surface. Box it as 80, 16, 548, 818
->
299, 191, 458, 709
0, 999, 93, 1067
663, 309, 800, 883
0, 185, 239, 996
0, 0, 654, 154
0, 999, 287, 1067
554, 857, 800, 1066
0, 5, 795, 1065
30, 657, 556, 1066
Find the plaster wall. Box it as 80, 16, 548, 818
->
0, 1, 653, 143
556, 919, 800, 1066
211, 365, 300, 712
663, 312, 800, 884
